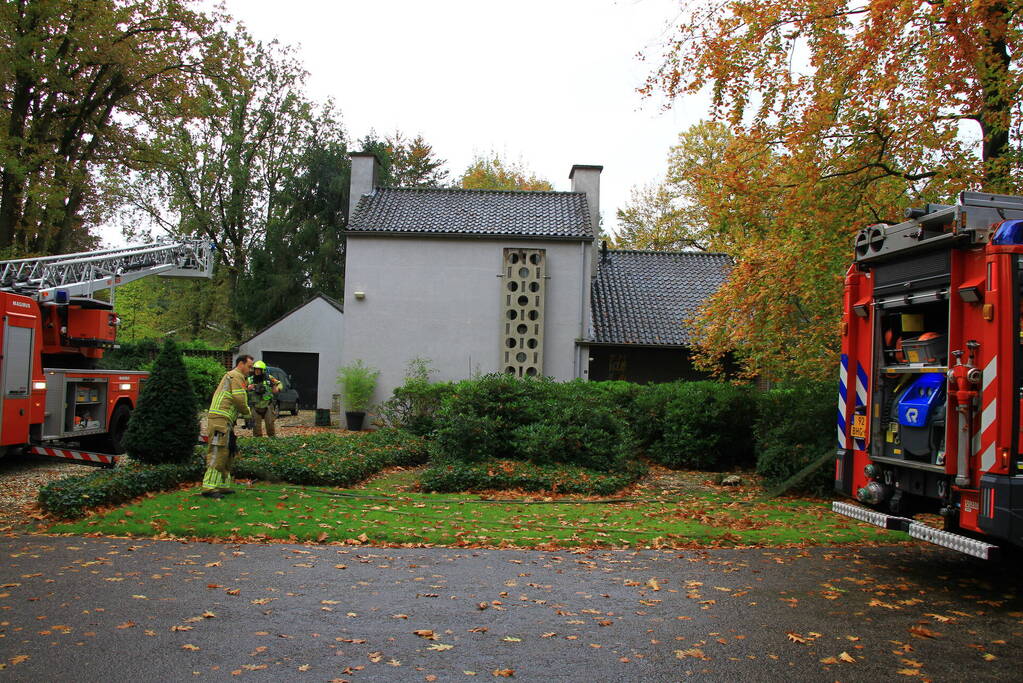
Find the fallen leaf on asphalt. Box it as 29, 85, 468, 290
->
10, 655, 29, 665
225, 588, 240, 596
838, 652, 855, 663
675, 648, 709, 660
392, 614, 408, 619
468, 627, 488, 633
171, 625, 193, 631
414, 630, 437, 640
202, 611, 216, 618
909, 625, 941, 639
428, 643, 453, 651
982, 653, 997, 661
787, 632, 809, 644
116, 621, 136, 629
492, 669, 514, 677
897, 669, 921, 677
647, 578, 661, 591
502, 637, 521, 642
181, 644, 200, 651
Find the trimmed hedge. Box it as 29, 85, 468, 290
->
754, 380, 835, 493
39, 430, 427, 518
430, 375, 635, 472
636, 381, 756, 470
39, 452, 205, 518
233, 430, 428, 486
420, 458, 647, 496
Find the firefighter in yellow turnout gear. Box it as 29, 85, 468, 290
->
248, 361, 282, 437
201, 355, 254, 498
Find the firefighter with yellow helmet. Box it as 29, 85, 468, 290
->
248, 360, 282, 437
201, 354, 253, 498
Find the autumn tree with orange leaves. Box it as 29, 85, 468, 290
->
644, 0, 1022, 380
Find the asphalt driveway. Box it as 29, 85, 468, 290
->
1, 537, 1020, 681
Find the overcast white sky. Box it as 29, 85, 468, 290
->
105, 0, 706, 246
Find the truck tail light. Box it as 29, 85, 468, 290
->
32, 381, 47, 391
119, 383, 132, 391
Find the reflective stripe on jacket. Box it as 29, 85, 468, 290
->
208, 369, 251, 422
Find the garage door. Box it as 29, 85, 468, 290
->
261, 351, 319, 409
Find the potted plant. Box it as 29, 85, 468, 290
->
337, 360, 380, 430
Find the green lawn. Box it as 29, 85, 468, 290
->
45, 469, 906, 549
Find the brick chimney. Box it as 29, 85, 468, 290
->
348, 152, 380, 224
570, 164, 603, 277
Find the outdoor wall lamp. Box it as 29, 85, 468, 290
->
354, 291, 366, 300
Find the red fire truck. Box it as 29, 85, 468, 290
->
832, 191, 1023, 560
0, 240, 213, 466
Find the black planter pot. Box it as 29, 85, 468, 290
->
345, 411, 366, 431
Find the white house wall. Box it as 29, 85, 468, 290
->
237, 297, 344, 410
342, 236, 592, 410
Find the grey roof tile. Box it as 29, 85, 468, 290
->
591, 250, 732, 346
347, 187, 594, 240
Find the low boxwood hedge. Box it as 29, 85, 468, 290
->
234, 430, 428, 486
39, 451, 205, 519
39, 430, 428, 518
420, 458, 647, 496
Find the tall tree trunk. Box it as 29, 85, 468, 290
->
978, 1, 1013, 193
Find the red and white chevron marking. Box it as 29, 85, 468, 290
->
978, 355, 998, 473
28, 445, 119, 465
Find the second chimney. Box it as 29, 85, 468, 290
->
570, 164, 603, 276
348, 152, 380, 224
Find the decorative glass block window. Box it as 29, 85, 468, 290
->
501, 248, 545, 377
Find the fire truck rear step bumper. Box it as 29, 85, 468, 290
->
832, 501, 1000, 560
27, 445, 119, 467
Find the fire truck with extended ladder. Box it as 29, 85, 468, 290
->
832, 191, 1023, 560
0, 240, 214, 466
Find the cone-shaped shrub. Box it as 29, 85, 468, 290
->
122, 338, 200, 464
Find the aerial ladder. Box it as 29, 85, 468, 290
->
0, 239, 214, 466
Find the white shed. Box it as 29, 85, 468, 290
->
235, 294, 344, 410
